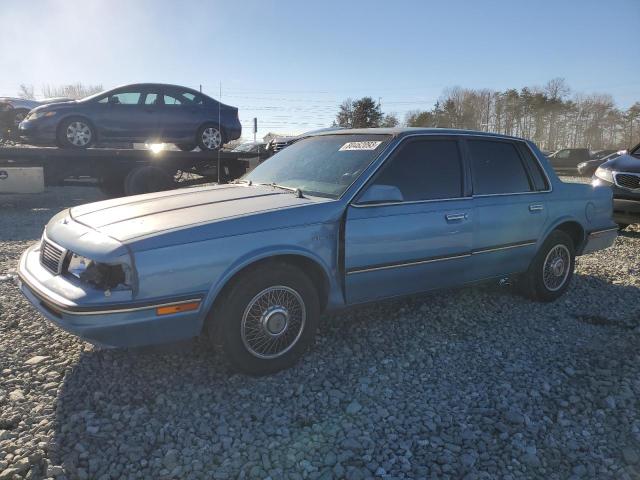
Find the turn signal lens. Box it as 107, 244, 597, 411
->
156, 301, 200, 316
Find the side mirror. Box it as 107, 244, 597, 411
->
107, 96, 119, 105
356, 184, 404, 205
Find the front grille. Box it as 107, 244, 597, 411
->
615, 173, 640, 190
40, 239, 65, 274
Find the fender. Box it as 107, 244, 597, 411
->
537, 214, 586, 253
198, 244, 336, 323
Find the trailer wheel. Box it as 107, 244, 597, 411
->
124, 166, 175, 196
100, 173, 126, 198
176, 143, 197, 152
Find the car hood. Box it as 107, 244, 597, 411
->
603, 154, 640, 173
69, 184, 330, 243
31, 100, 77, 112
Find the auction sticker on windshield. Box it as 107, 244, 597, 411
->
339, 141, 383, 151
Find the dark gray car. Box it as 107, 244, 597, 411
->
592, 143, 640, 229
18, 83, 242, 151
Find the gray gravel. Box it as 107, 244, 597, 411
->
1, 183, 640, 480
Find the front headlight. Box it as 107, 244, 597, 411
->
595, 167, 613, 183
67, 253, 132, 290
26, 110, 56, 121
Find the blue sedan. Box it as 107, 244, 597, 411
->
18, 128, 618, 374
18, 83, 241, 151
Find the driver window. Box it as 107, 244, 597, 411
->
98, 92, 141, 104
370, 139, 463, 201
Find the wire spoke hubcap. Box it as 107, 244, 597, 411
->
66, 121, 91, 146
542, 244, 571, 291
241, 286, 306, 359
202, 127, 221, 149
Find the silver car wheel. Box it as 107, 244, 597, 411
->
241, 285, 306, 359
542, 244, 571, 291
66, 121, 92, 147
201, 127, 222, 150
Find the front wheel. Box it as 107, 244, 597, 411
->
197, 124, 224, 151
519, 231, 575, 302
211, 263, 319, 375
57, 117, 95, 149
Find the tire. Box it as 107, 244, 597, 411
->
211, 263, 320, 375
124, 166, 175, 196
197, 123, 225, 151
57, 117, 95, 149
176, 143, 197, 152
99, 173, 126, 198
519, 231, 575, 302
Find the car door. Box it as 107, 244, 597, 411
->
93, 89, 146, 140
159, 88, 203, 141
466, 138, 550, 280
344, 137, 474, 304
138, 90, 164, 140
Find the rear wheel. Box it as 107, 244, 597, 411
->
197, 123, 224, 151
519, 231, 575, 302
57, 117, 95, 149
210, 263, 319, 375
124, 166, 175, 196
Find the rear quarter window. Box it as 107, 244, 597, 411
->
468, 140, 533, 195
517, 143, 549, 191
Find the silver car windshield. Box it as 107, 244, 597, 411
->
243, 134, 391, 199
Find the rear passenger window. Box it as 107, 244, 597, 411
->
468, 140, 532, 195
372, 139, 463, 201
518, 144, 549, 191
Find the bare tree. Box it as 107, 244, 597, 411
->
41, 83, 103, 99
395, 80, 637, 150
18, 84, 35, 100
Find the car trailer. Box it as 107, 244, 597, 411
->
0, 146, 268, 197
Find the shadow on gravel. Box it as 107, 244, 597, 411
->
45, 276, 640, 478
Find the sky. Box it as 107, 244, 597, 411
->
1, 0, 639, 140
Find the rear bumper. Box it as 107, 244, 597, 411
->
581, 227, 618, 255
613, 198, 640, 225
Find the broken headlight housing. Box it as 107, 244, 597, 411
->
66, 253, 132, 290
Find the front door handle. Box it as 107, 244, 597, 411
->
445, 212, 468, 222
529, 204, 544, 212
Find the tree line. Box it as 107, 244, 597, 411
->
336, 79, 640, 151
19, 83, 103, 100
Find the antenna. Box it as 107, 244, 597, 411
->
217, 81, 222, 184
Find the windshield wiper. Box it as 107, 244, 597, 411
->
256, 182, 305, 198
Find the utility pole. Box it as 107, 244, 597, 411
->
253, 117, 257, 143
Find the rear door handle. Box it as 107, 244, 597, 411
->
529, 204, 544, 212
445, 212, 468, 222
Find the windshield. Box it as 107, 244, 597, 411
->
243, 134, 392, 198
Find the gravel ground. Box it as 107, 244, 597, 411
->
1, 181, 639, 480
